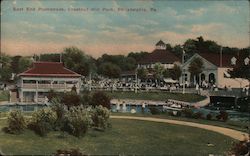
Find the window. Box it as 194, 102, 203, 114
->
231, 57, 237, 65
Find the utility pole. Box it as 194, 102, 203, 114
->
220, 46, 223, 67
182, 49, 186, 94
135, 70, 138, 93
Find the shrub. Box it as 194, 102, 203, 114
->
64, 106, 91, 137
182, 108, 194, 118
51, 98, 67, 130
91, 91, 111, 109
62, 92, 81, 108
91, 105, 110, 130
149, 107, 161, 115
216, 111, 228, 122
228, 138, 250, 155
28, 108, 56, 136
193, 112, 203, 119
3, 110, 26, 134
206, 114, 212, 120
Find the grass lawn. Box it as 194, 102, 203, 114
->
111, 112, 250, 133
105, 91, 205, 102
0, 119, 235, 155
0, 91, 9, 102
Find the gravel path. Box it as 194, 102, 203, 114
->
111, 116, 249, 141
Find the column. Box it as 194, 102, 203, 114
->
20, 90, 23, 103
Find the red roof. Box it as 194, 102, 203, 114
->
198, 53, 236, 67
138, 49, 181, 64
18, 62, 81, 77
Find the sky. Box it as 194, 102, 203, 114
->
1, 0, 249, 58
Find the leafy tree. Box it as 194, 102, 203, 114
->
183, 39, 197, 57
11, 56, 22, 73
172, 45, 183, 58
63, 47, 96, 76
137, 68, 148, 79
98, 62, 121, 78
61, 92, 81, 108
229, 64, 250, 82
153, 63, 164, 80
18, 57, 32, 73
3, 110, 26, 134
169, 65, 182, 80
0, 53, 12, 82
91, 91, 111, 109
40, 53, 61, 62
188, 57, 204, 83
127, 51, 149, 62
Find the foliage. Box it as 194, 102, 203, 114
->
153, 63, 164, 80
181, 108, 194, 118
98, 62, 121, 78
149, 107, 161, 115
229, 64, 250, 81
206, 114, 212, 120
193, 111, 203, 119
28, 108, 56, 136
216, 111, 228, 122
0, 91, 9, 102
137, 68, 148, 79
51, 98, 67, 129
228, 138, 250, 156
3, 110, 26, 134
91, 91, 111, 109
91, 105, 110, 130
188, 57, 204, 78
64, 106, 91, 137
63, 47, 96, 76
169, 65, 182, 80
47, 89, 59, 102
127, 51, 149, 62
55, 148, 86, 156
40, 53, 61, 62
0, 53, 12, 81
61, 92, 81, 108
18, 57, 32, 73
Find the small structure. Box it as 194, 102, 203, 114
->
17, 62, 81, 103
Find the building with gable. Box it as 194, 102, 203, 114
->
181, 52, 249, 88
137, 40, 181, 69
16, 62, 81, 103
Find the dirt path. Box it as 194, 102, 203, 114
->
111, 116, 249, 141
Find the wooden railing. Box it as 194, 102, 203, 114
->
22, 83, 77, 89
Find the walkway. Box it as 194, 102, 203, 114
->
111, 116, 249, 141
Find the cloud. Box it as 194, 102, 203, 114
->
215, 3, 238, 14
187, 8, 207, 16
190, 23, 224, 34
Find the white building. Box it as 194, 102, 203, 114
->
181, 53, 249, 88
16, 62, 81, 103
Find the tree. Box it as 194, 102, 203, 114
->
169, 65, 182, 80
98, 62, 121, 78
137, 68, 148, 79
153, 63, 164, 80
229, 64, 250, 82
91, 105, 110, 130
127, 51, 148, 62
61, 92, 81, 109
18, 57, 32, 73
0, 53, 12, 82
91, 91, 111, 109
63, 47, 96, 76
188, 58, 204, 83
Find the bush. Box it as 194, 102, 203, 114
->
28, 108, 56, 136
91, 105, 110, 130
228, 138, 250, 155
3, 110, 26, 134
193, 112, 203, 119
91, 91, 111, 109
206, 114, 212, 120
64, 106, 91, 137
182, 108, 194, 118
51, 98, 67, 130
149, 107, 161, 115
216, 111, 228, 122
62, 92, 81, 108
